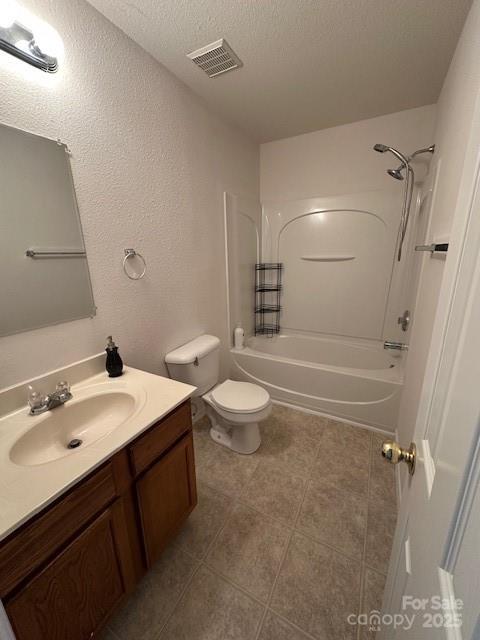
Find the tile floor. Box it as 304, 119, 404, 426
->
102, 405, 397, 640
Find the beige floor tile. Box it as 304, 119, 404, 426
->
240, 461, 307, 525
360, 568, 387, 639
365, 497, 397, 574
369, 435, 397, 503
258, 413, 322, 477
312, 447, 369, 495
193, 415, 211, 433
271, 531, 361, 640
272, 405, 328, 439
192, 418, 214, 461
109, 545, 198, 640
192, 435, 212, 477
106, 406, 392, 640
311, 420, 371, 494
161, 565, 264, 640
322, 419, 372, 448
296, 479, 367, 558
258, 610, 314, 640
205, 502, 291, 602
195, 437, 260, 497
174, 481, 233, 559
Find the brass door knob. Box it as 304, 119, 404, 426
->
381, 440, 416, 475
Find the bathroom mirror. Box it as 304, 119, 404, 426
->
0, 123, 95, 337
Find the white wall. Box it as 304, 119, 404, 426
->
0, 0, 258, 389
397, 0, 480, 484
260, 106, 436, 202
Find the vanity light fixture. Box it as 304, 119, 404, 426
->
0, 10, 58, 72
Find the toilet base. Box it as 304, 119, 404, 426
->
206, 407, 261, 454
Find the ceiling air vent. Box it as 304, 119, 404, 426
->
187, 39, 243, 78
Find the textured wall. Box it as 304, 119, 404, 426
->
0, 0, 258, 388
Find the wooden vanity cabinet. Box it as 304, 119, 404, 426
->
136, 432, 196, 566
0, 399, 195, 640
6, 506, 126, 640
129, 400, 197, 567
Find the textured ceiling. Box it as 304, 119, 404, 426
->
87, 0, 471, 142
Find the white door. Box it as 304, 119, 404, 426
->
379, 140, 480, 638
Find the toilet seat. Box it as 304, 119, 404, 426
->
210, 380, 270, 414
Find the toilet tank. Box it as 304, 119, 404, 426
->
165, 334, 221, 396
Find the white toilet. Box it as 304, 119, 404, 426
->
165, 335, 271, 454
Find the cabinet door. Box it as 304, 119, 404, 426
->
136, 432, 197, 566
6, 507, 125, 640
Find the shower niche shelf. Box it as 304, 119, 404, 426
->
255, 263, 283, 336
300, 254, 355, 262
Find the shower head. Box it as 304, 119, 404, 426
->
387, 168, 405, 180
386, 144, 435, 181
386, 144, 435, 180
373, 143, 409, 167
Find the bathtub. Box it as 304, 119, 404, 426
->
230, 334, 403, 432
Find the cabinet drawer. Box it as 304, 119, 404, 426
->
129, 401, 191, 476
0, 462, 117, 597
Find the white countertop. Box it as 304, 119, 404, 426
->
0, 366, 195, 542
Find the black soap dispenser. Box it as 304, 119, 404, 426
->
105, 336, 123, 377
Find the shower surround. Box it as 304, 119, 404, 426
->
229, 191, 411, 431
262, 191, 405, 341
226, 107, 437, 432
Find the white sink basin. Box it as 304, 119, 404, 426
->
10, 391, 139, 466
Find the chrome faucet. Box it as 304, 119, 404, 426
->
384, 341, 408, 352
27, 381, 73, 415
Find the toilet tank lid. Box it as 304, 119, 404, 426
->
165, 334, 220, 364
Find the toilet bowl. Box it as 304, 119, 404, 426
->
165, 335, 271, 454
203, 380, 271, 454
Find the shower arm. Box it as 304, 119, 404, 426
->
391, 145, 435, 178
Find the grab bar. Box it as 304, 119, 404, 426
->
415, 243, 449, 254
25, 249, 86, 258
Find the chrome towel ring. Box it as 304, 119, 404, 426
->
123, 248, 146, 280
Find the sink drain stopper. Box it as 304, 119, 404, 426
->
67, 438, 82, 449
